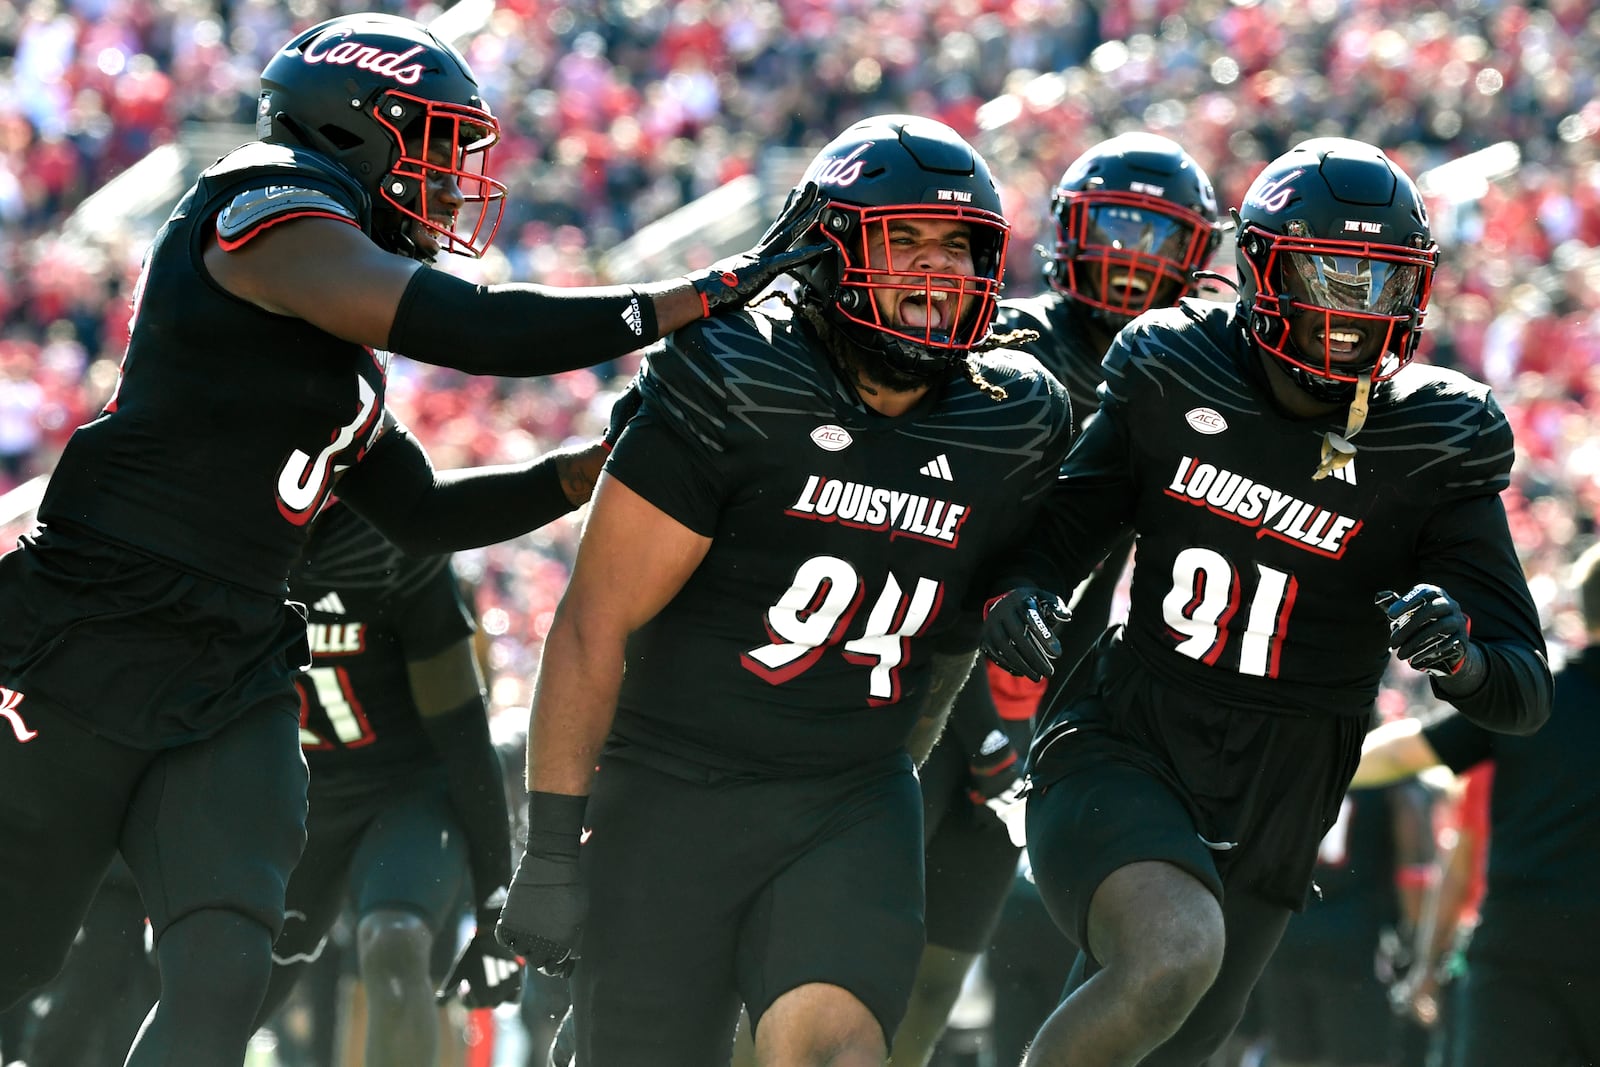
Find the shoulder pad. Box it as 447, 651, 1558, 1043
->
965, 346, 1062, 402
959, 347, 1075, 471
994, 295, 1053, 338
1100, 302, 1237, 407
203, 143, 369, 247
1377, 366, 1513, 500
640, 311, 836, 455
215, 184, 360, 249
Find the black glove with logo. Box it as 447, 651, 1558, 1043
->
981, 587, 1072, 682
438, 890, 525, 1008
496, 792, 587, 979
683, 182, 831, 316
1376, 585, 1485, 689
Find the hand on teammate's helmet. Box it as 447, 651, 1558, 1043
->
438, 898, 525, 1008
684, 181, 831, 316
981, 587, 1072, 681
965, 729, 1029, 848
603, 375, 643, 450
1376, 584, 1475, 678
496, 848, 585, 979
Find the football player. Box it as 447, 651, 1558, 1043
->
896, 133, 1224, 1065
495, 114, 1074, 1065
250, 500, 518, 1066
982, 137, 1551, 1067
0, 13, 822, 1067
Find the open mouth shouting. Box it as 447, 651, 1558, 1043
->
897, 290, 954, 334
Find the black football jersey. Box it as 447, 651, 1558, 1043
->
603, 311, 1073, 775
1023, 300, 1543, 721
40, 143, 388, 596
288, 506, 474, 782
995, 294, 1107, 432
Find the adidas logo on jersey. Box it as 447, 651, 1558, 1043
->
1165, 455, 1362, 558
919, 454, 954, 480
787, 474, 970, 547
1329, 461, 1357, 485
312, 592, 347, 615
620, 298, 643, 337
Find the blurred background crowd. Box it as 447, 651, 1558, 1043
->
1, 1, 1597, 1064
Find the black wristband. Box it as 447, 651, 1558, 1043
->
526, 791, 588, 861
1433, 641, 1488, 698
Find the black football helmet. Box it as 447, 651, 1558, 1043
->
1234, 137, 1438, 401
1047, 132, 1222, 322
257, 13, 505, 260
791, 115, 1010, 381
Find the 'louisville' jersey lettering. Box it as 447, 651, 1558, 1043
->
787, 475, 970, 546
1165, 455, 1361, 558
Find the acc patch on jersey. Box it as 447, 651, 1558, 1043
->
216, 184, 359, 249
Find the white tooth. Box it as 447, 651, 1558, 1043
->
1329, 330, 1361, 342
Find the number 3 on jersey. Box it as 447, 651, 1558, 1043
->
1162, 546, 1297, 677
743, 555, 941, 705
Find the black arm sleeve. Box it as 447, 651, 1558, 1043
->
387, 268, 659, 376
336, 420, 576, 555
419, 695, 513, 906
996, 407, 1139, 597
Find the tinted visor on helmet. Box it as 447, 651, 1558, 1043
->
1084, 203, 1194, 262
1282, 251, 1424, 318
374, 90, 505, 258
1055, 190, 1213, 317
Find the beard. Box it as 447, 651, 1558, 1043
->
808, 309, 952, 395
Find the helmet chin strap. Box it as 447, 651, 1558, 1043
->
1312, 365, 1374, 480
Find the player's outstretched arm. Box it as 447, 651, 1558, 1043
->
202, 188, 827, 379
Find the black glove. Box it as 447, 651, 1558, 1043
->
603, 375, 643, 450
438, 896, 525, 1008
1376, 585, 1482, 684
965, 731, 1028, 848
981, 587, 1071, 682
683, 181, 831, 316
496, 792, 587, 979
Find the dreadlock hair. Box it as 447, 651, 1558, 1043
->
771, 291, 1037, 402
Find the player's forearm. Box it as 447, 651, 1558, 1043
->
388, 268, 663, 376
907, 650, 980, 766
526, 611, 624, 795
1433, 640, 1551, 735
